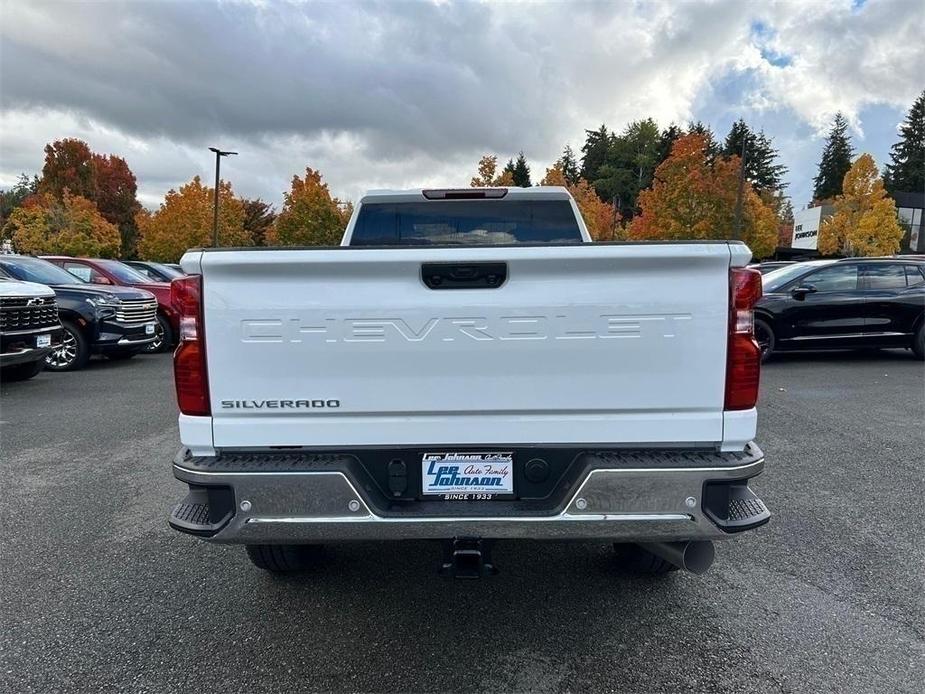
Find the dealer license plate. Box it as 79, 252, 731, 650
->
36, 334, 51, 348
421, 452, 514, 499
145, 323, 156, 335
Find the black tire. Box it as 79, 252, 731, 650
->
104, 350, 136, 361
613, 543, 679, 575
45, 321, 90, 371
2, 360, 45, 382
143, 314, 173, 354
245, 544, 322, 573
913, 322, 925, 360
754, 318, 775, 363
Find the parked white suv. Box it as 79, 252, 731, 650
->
167, 187, 769, 577
0, 277, 63, 381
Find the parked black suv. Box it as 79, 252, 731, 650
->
756, 258, 925, 360
0, 256, 159, 371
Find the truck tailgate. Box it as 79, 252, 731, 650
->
192, 243, 741, 448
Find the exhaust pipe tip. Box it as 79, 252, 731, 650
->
639, 540, 715, 574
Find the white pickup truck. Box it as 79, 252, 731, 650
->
168, 186, 769, 577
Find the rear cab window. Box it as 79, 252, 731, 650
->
349, 199, 583, 246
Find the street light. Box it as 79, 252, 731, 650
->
209, 147, 237, 247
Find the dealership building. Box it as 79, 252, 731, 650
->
787, 190, 924, 256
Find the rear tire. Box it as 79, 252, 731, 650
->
613, 543, 679, 575
45, 321, 90, 371
754, 318, 775, 363
913, 322, 924, 360
245, 544, 322, 573
2, 360, 45, 382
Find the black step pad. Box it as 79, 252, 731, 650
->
703, 482, 770, 533
168, 487, 233, 537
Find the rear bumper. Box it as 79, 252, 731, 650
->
170, 444, 769, 543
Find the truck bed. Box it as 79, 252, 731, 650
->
181, 241, 753, 451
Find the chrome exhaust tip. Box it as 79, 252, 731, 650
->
639, 540, 715, 574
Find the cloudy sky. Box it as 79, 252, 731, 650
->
1, 0, 922, 213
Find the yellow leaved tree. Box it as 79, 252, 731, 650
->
136, 176, 249, 262
470, 155, 515, 187
2, 191, 121, 257
266, 168, 351, 247
818, 154, 905, 257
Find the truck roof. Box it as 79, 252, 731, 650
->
358, 186, 572, 205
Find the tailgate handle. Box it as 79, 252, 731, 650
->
422, 262, 507, 289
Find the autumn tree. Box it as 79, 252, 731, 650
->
39, 138, 97, 201
818, 154, 904, 257
267, 168, 348, 247
628, 134, 778, 258
470, 155, 514, 187
136, 176, 248, 262
92, 154, 142, 257
540, 164, 620, 241
883, 90, 924, 195
813, 113, 854, 202
2, 191, 121, 257
242, 198, 277, 247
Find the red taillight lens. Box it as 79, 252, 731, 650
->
725, 267, 762, 410
171, 275, 210, 416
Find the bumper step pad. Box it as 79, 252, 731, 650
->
168, 487, 233, 536
703, 482, 770, 533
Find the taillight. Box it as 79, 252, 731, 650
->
725, 267, 762, 410
171, 275, 210, 416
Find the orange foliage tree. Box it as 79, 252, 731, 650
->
136, 176, 248, 262
470, 155, 515, 187
2, 191, 121, 257
629, 134, 778, 258
266, 168, 351, 247
540, 164, 620, 241
818, 154, 904, 256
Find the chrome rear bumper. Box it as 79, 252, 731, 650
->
171, 444, 767, 543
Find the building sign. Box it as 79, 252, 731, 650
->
791, 205, 833, 250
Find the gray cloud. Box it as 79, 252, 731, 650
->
1, 0, 922, 210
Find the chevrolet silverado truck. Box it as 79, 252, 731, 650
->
0, 277, 63, 381
168, 186, 769, 577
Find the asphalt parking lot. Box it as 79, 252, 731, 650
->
2, 351, 923, 693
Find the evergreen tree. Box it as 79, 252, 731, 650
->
686, 121, 720, 161
557, 145, 580, 186
655, 124, 683, 169
0, 173, 39, 228
593, 119, 661, 216
510, 151, 531, 187
883, 90, 925, 194
580, 125, 611, 183
722, 119, 788, 194
813, 112, 854, 202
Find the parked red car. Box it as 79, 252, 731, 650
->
41, 256, 178, 353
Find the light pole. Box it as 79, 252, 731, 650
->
209, 147, 237, 247
732, 138, 747, 240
